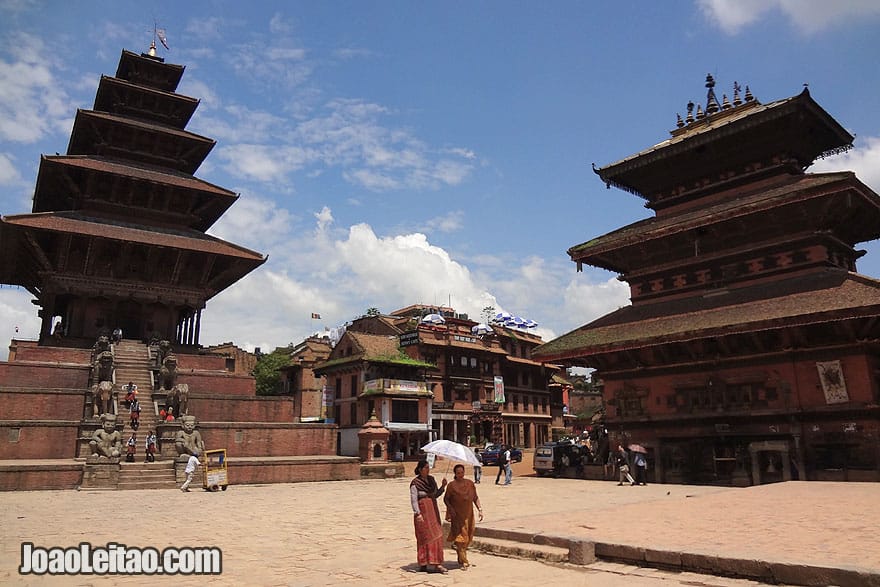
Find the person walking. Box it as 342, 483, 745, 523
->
633, 450, 648, 485
144, 431, 157, 463
409, 459, 447, 574
502, 446, 513, 485
494, 445, 507, 485
180, 453, 201, 492
616, 445, 635, 486
125, 432, 136, 462
473, 448, 482, 484
444, 464, 483, 569
129, 399, 141, 431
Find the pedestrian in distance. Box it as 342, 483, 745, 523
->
144, 431, 157, 463
125, 432, 136, 462
180, 453, 201, 492
409, 459, 448, 574
503, 446, 513, 485
129, 399, 140, 431
473, 448, 482, 484
616, 445, 635, 486
494, 444, 508, 485
633, 450, 648, 485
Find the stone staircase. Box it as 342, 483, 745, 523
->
110, 339, 179, 489
113, 339, 159, 436
117, 460, 178, 490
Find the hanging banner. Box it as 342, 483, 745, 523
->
493, 376, 505, 403
321, 384, 336, 423
816, 360, 849, 404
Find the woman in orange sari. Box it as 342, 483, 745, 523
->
409, 459, 448, 573
443, 463, 483, 569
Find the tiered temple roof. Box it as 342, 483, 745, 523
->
0, 47, 266, 347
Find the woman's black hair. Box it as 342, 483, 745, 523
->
414, 459, 429, 476
453, 464, 465, 473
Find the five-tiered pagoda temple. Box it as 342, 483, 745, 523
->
534, 76, 880, 485
0, 44, 266, 349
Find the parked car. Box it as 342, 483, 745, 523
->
533, 441, 586, 477
480, 444, 523, 466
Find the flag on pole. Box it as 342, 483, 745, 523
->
311, 313, 321, 320
156, 29, 170, 50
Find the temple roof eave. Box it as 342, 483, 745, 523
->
567, 172, 879, 265
0, 212, 265, 261
33, 155, 238, 231
532, 271, 880, 363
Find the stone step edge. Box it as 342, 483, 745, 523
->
471, 526, 594, 565
470, 536, 568, 563
473, 526, 880, 587
116, 484, 178, 490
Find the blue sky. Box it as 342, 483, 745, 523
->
2, 0, 879, 358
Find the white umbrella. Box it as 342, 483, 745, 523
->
421, 313, 445, 324
421, 439, 481, 466
492, 311, 512, 323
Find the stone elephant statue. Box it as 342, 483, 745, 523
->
91, 380, 114, 417
167, 383, 189, 417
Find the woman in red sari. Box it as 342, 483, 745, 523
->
409, 459, 448, 574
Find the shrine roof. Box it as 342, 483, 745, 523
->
568, 171, 861, 264
117, 49, 184, 93
37, 156, 236, 199
505, 355, 557, 369
94, 75, 199, 128
594, 88, 854, 202
533, 270, 880, 362
1, 212, 265, 261
314, 331, 434, 373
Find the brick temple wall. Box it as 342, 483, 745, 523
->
0, 421, 80, 459
177, 372, 256, 395
157, 422, 338, 459
0, 363, 90, 390
185, 394, 294, 421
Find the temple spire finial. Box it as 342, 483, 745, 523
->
685, 101, 695, 124
705, 73, 720, 114
148, 40, 157, 57
733, 81, 742, 107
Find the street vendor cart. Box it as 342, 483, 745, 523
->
203, 448, 229, 491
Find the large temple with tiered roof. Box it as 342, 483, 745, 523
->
0, 45, 265, 348
0, 44, 358, 490
534, 76, 880, 485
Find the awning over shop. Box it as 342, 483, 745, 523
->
384, 422, 431, 432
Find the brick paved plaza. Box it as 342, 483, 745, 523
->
2, 467, 879, 586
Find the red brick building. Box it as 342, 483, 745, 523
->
323, 305, 560, 456
534, 77, 880, 485
279, 336, 333, 422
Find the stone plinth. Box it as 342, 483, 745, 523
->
80, 459, 120, 489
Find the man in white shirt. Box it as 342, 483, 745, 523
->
180, 453, 201, 492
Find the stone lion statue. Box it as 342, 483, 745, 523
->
94, 335, 111, 354
159, 354, 178, 390
89, 414, 122, 459
155, 339, 172, 368
174, 415, 205, 458
93, 350, 115, 384
91, 380, 114, 417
